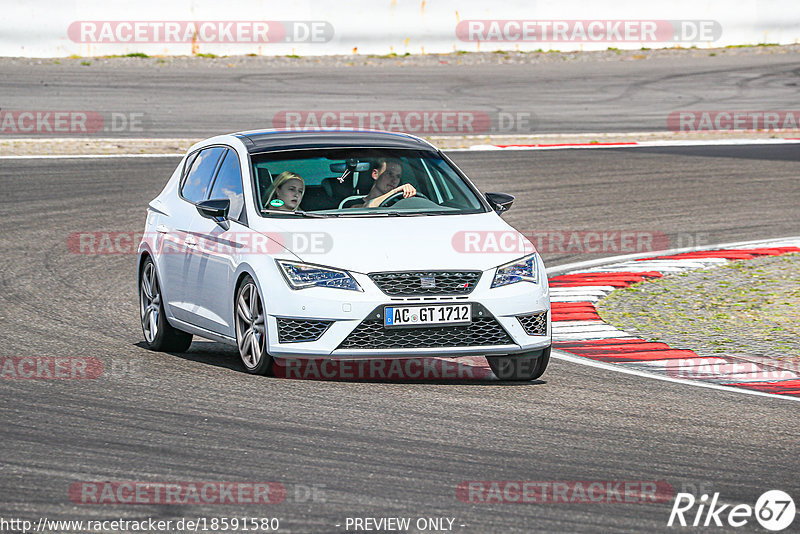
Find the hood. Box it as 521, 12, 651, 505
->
248, 212, 537, 273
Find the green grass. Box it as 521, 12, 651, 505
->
100, 52, 150, 58
725, 43, 780, 48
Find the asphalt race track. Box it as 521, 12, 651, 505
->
2, 52, 800, 136
1, 144, 798, 532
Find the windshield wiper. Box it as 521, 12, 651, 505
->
260, 209, 334, 218
334, 211, 446, 218
296, 210, 337, 218
385, 211, 444, 216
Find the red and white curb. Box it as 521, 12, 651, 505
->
548, 238, 800, 400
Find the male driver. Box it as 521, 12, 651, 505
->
356, 158, 417, 207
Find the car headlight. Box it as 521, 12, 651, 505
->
276, 260, 362, 291
491, 253, 539, 288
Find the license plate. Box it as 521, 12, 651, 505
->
384, 304, 472, 327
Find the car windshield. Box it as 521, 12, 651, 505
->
251, 148, 487, 217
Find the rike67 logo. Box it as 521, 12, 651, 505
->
668, 490, 795, 531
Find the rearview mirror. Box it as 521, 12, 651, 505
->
485, 192, 514, 214
196, 198, 230, 220
330, 160, 371, 172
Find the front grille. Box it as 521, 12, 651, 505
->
276, 318, 333, 343
516, 311, 548, 336
338, 317, 513, 349
369, 271, 481, 296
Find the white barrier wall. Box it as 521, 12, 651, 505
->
4, 0, 800, 57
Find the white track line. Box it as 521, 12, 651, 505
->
449, 137, 800, 152
3, 137, 800, 158
553, 350, 800, 403
546, 236, 800, 276
0, 153, 182, 159
548, 236, 800, 401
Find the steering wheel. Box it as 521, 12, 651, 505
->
379, 191, 428, 208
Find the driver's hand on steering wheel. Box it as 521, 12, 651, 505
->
368, 184, 417, 207
393, 184, 417, 198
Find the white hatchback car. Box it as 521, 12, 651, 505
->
138, 130, 551, 380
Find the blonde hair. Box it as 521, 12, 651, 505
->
263, 171, 304, 209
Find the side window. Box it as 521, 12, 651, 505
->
208, 149, 244, 221
181, 147, 225, 203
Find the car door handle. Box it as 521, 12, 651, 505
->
155, 224, 169, 234
184, 236, 197, 247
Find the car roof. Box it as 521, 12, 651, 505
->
234, 129, 436, 154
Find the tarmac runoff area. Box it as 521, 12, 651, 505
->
2, 43, 799, 155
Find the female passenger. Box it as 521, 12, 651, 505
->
263, 171, 305, 212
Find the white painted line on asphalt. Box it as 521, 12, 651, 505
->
737, 241, 800, 248
581, 260, 726, 272
546, 236, 800, 275
551, 296, 601, 302
621, 358, 800, 383
550, 286, 617, 293
550, 320, 605, 327
552, 324, 624, 333
0, 154, 182, 159
550, 293, 603, 298
552, 350, 800, 403
553, 331, 636, 340
582, 267, 684, 274
448, 137, 800, 152
5, 136, 800, 158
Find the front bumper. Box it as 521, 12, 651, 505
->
263, 269, 551, 359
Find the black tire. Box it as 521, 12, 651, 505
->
139, 256, 193, 352
234, 275, 273, 375
487, 347, 550, 381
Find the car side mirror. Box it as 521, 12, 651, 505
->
196, 198, 230, 220
485, 192, 514, 214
